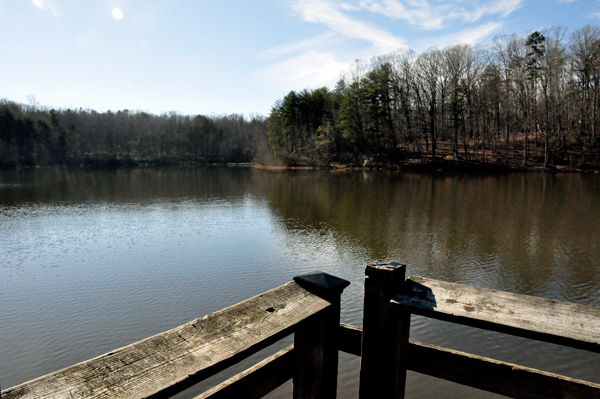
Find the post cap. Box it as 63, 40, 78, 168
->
368, 260, 405, 269
293, 271, 350, 299
366, 261, 406, 279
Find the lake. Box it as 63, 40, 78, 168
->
1, 167, 599, 398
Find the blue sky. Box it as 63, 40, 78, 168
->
0, 0, 597, 116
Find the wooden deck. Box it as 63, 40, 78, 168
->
392, 275, 600, 352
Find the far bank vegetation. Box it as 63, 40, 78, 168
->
267, 25, 600, 171
0, 104, 270, 168
2, 25, 600, 171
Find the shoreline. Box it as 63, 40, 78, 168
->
1, 159, 598, 174
250, 159, 598, 174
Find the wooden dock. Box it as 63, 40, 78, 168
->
3, 262, 600, 399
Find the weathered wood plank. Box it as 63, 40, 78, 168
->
4, 282, 330, 399
408, 340, 600, 399
359, 261, 408, 399
339, 324, 600, 399
293, 271, 349, 399
195, 345, 294, 399
391, 276, 600, 353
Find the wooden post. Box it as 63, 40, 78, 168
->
293, 271, 350, 399
359, 260, 410, 399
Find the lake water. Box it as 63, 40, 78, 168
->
1, 167, 599, 398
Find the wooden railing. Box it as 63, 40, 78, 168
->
2, 272, 350, 399
3, 262, 600, 399
355, 261, 600, 399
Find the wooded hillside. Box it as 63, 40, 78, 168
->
4, 25, 600, 171
0, 101, 269, 167
267, 25, 600, 170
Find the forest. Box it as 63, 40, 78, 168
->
2, 25, 600, 170
0, 100, 269, 168
267, 25, 600, 170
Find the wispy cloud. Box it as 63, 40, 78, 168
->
421, 21, 504, 49
360, 0, 522, 30
257, 27, 360, 91
486, 0, 523, 16
360, 0, 445, 29
257, 50, 349, 90
260, 32, 339, 59
290, 0, 407, 52
257, 0, 514, 93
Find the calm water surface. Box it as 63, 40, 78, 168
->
1, 167, 599, 398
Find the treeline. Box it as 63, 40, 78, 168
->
0, 100, 269, 168
267, 25, 600, 169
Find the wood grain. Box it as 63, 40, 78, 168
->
195, 345, 294, 399
339, 324, 600, 399
4, 282, 330, 399
392, 276, 600, 352
409, 341, 600, 399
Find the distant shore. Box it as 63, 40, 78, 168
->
250, 159, 598, 174
2, 158, 599, 173
225, 159, 599, 174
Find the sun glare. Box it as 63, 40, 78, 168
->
31, 0, 46, 9
112, 8, 124, 20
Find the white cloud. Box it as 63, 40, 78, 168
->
290, 0, 407, 52
258, 0, 406, 92
359, 0, 522, 30
487, 0, 524, 16
257, 0, 513, 93
260, 32, 339, 59
257, 50, 349, 91
361, 0, 445, 29
462, 21, 504, 43
419, 21, 504, 49
339, 2, 361, 11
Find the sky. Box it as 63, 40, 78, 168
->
0, 0, 598, 117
